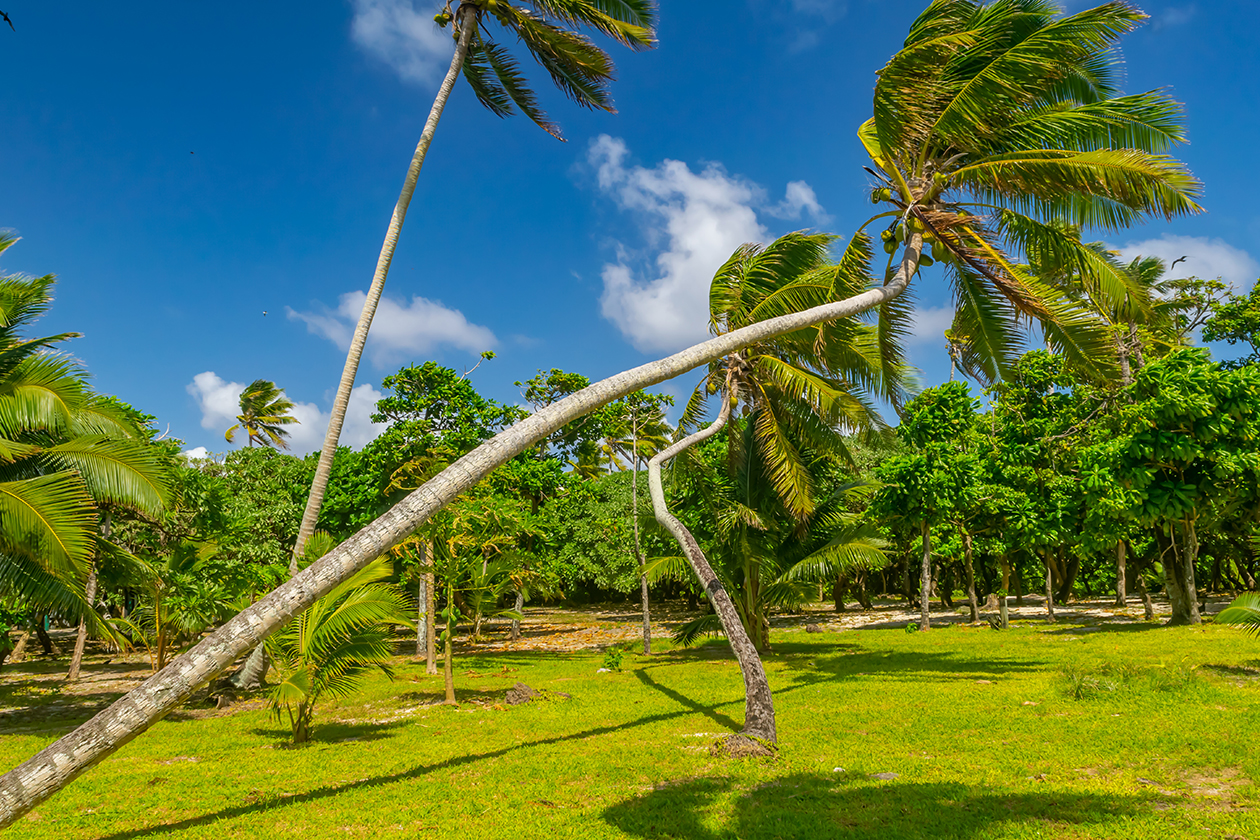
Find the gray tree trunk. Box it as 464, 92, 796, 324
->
919, 520, 931, 631
647, 389, 777, 743
290, 7, 479, 567
1045, 557, 1056, 623
961, 529, 978, 624
425, 569, 437, 675
416, 569, 428, 658
511, 591, 524, 641
0, 233, 917, 826
1115, 540, 1127, 607
632, 417, 651, 655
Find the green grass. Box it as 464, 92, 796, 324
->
2, 618, 1259, 839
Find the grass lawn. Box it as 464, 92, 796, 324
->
1, 608, 1258, 839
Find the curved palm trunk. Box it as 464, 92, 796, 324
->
647, 392, 780, 742
0, 237, 918, 826
290, 7, 478, 570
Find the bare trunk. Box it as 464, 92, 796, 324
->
632, 428, 650, 655
919, 520, 931, 631
416, 569, 428, 658
962, 530, 978, 624
0, 233, 916, 826
34, 617, 56, 657
648, 391, 776, 742
425, 569, 437, 675
290, 7, 479, 567
1115, 540, 1127, 607
443, 632, 455, 705
66, 565, 98, 682
510, 591, 523, 641
1165, 518, 1201, 626
8, 631, 29, 665
1044, 552, 1056, 622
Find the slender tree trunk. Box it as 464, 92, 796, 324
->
632, 422, 651, 655
443, 631, 456, 705
291, 7, 479, 567
8, 631, 29, 665
833, 578, 845, 612
0, 234, 918, 826
510, 591, 524, 641
648, 390, 777, 743
416, 564, 428, 658
1044, 553, 1056, 623
962, 529, 978, 624
34, 617, 55, 657
66, 566, 97, 682
1115, 540, 1127, 607
425, 568, 437, 675
1165, 518, 1202, 625
919, 520, 931, 631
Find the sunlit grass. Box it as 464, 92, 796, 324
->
2, 618, 1258, 839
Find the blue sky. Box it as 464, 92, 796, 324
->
2, 0, 1257, 456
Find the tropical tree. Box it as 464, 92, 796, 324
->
266, 552, 412, 743
602, 390, 672, 654
292, 1, 657, 560
0, 236, 168, 657
0, 2, 1206, 818
224, 379, 299, 449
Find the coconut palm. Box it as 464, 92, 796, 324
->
293, 0, 657, 559
1217, 594, 1260, 637
860, 0, 1202, 382
0, 236, 168, 642
224, 380, 298, 449
0, 3, 1208, 819
266, 553, 412, 743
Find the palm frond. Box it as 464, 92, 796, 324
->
1216, 594, 1260, 637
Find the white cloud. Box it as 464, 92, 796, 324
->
588, 135, 828, 353
182, 446, 211, 461
906, 305, 956, 346
287, 291, 496, 366
186, 372, 388, 456
350, 0, 450, 84
1116, 234, 1260, 291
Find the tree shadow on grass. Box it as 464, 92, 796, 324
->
632, 669, 742, 732
92, 694, 750, 840
602, 774, 1143, 840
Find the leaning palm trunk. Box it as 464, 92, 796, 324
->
290, 7, 478, 567
0, 238, 918, 826
647, 389, 780, 743
919, 520, 931, 631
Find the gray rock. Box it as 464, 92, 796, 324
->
805, 623, 824, 634
869, 772, 899, 781
505, 682, 540, 706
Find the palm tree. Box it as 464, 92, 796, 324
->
1217, 594, 1260, 637
860, 0, 1201, 382
292, 0, 657, 560
0, 2, 1207, 818
602, 391, 672, 654
0, 236, 168, 660
267, 554, 412, 743
224, 380, 299, 449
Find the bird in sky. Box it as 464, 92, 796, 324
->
1, 11, 14, 31
1171, 256, 1189, 270
262, 311, 268, 316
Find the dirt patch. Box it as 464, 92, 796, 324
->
710, 734, 777, 759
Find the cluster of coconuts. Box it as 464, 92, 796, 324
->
435, 0, 502, 26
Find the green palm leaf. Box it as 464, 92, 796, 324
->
1216, 594, 1260, 637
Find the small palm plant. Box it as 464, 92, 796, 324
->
1217, 594, 1260, 636
266, 550, 412, 744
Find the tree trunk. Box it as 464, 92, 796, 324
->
416, 569, 428, 658
632, 433, 650, 655
1114, 540, 1127, 607
919, 520, 931, 631
962, 530, 978, 624
229, 641, 269, 691
833, 578, 845, 612
425, 569, 437, 675
648, 390, 776, 742
442, 630, 456, 705
1165, 518, 1202, 626
1055, 550, 1078, 605
1043, 552, 1056, 623
290, 6, 480, 566
66, 565, 98, 682
0, 234, 919, 826
34, 617, 56, 657
511, 591, 524, 641
8, 630, 29, 665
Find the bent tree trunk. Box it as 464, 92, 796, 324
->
290, 7, 478, 567
646, 390, 777, 743
0, 236, 918, 826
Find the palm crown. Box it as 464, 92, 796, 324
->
225, 379, 299, 449
860, 0, 1202, 381
442, 0, 656, 139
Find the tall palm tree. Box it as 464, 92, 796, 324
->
0, 236, 169, 657
225, 380, 299, 449
293, 0, 657, 560
860, 0, 1201, 382
0, 3, 1207, 819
